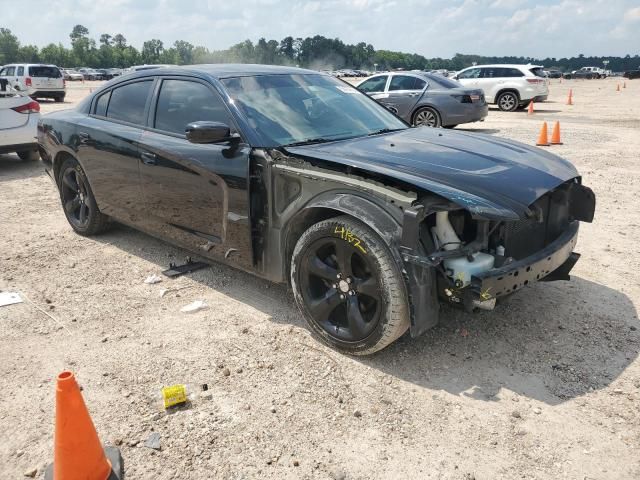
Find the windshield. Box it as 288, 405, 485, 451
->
221, 74, 407, 146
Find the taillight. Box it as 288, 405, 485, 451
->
526, 78, 543, 84
452, 94, 472, 103
25, 77, 32, 87
12, 100, 40, 114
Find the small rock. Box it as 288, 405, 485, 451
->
293, 460, 300, 467
331, 470, 347, 480
270, 407, 277, 413
127, 439, 140, 447
144, 432, 161, 450
511, 410, 522, 419
15, 450, 24, 457
241, 327, 249, 334
23, 468, 37, 478
223, 368, 231, 377
533, 407, 542, 415
630, 325, 637, 331
353, 409, 362, 418
236, 367, 243, 374
101, 337, 108, 343
112, 437, 123, 446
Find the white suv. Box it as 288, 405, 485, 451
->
0, 64, 66, 102
453, 64, 549, 112
0, 79, 41, 160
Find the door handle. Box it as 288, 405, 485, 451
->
140, 152, 157, 165
78, 132, 91, 144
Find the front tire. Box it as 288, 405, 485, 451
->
57, 158, 111, 236
291, 216, 409, 355
412, 107, 441, 127
497, 91, 519, 111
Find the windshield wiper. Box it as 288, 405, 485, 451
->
367, 128, 406, 136
283, 136, 350, 147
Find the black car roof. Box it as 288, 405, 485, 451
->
132, 64, 321, 79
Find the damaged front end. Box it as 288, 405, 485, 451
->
400, 178, 596, 337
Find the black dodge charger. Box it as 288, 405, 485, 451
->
38, 64, 595, 355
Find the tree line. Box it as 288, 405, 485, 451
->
1, 25, 638, 72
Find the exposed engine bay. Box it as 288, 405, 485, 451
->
400, 178, 596, 334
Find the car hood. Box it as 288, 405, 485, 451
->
284, 127, 579, 220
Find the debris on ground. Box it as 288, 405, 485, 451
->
180, 300, 208, 313
0, 291, 23, 307
144, 274, 163, 285
161, 384, 188, 409
144, 432, 161, 450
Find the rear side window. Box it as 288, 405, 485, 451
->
17, 66, 24, 76
529, 67, 545, 78
1, 67, 16, 76
106, 80, 153, 125
29, 66, 61, 78
154, 79, 231, 135
94, 91, 111, 117
358, 76, 387, 93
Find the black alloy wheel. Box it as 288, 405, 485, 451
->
291, 216, 409, 355
299, 236, 381, 342
61, 165, 92, 229
58, 158, 110, 235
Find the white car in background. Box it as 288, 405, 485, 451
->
0, 63, 66, 102
0, 79, 41, 161
452, 64, 549, 111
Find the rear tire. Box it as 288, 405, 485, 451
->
57, 158, 111, 236
54, 94, 65, 103
412, 107, 441, 127
17, 150, 39, 161
497, 91, 519, 112
291, 215, 410, 355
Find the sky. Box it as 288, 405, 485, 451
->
2, 0, 640, 58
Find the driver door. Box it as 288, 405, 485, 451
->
138, 77, 253, 268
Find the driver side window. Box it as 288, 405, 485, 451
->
154, 79, 231, 135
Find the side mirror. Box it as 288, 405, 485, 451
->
185, 121, 236, 144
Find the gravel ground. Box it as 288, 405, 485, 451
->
1, 78, 639, 480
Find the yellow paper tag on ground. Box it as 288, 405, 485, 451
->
161, 384, 187, 409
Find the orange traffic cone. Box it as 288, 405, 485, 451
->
536, 122, 550, 146
44, 371, 123, 480
550, 121, 563, 145
527, 101, 534, 115
616, 84, 620, 92
566, 89, 573, 105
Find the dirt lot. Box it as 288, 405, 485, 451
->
1, 77, 639, 480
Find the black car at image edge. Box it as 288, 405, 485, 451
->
37, 64, 596, 355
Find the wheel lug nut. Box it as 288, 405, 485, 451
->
346, 278, 352, 284
337, 273, 342, 279
340, 294, 345, 300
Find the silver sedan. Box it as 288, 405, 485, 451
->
357, 72, 488, 128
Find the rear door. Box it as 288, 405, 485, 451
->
137, 76, 253, 267
477, 67, 505, 103
28, 65, 64, 90
384, 74, 427, 117
77, 79, 154, 222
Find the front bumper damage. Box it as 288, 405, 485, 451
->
398, 181, 595, 338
